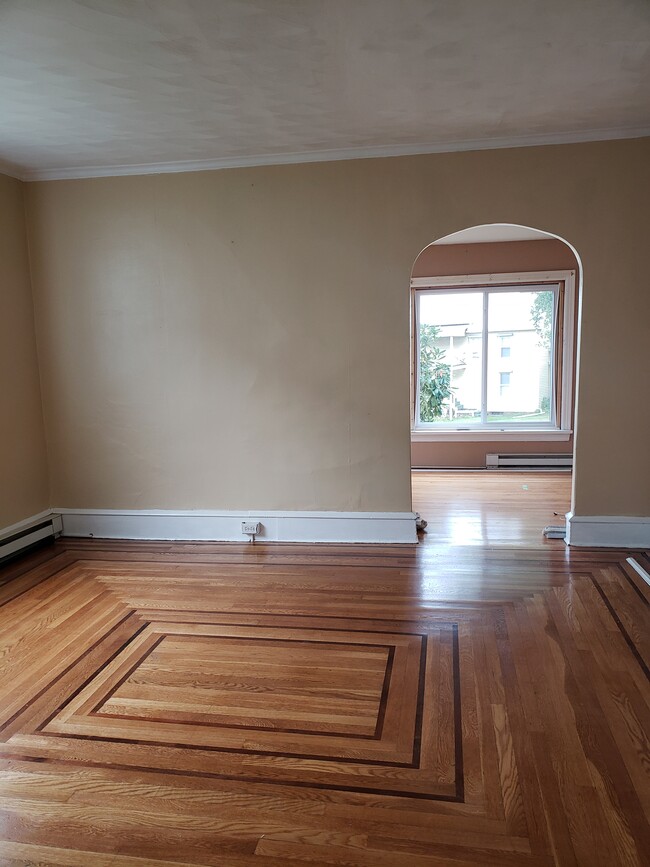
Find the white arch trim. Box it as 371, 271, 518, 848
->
410, 223, 585, 537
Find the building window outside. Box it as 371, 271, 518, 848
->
414, 283, 560, 430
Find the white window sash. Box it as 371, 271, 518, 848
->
411, 270, 576, 435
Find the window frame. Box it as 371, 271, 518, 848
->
410, 270, 576, 442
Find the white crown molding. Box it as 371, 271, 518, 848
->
55, 508, 418, 544
6, 126, 649, 182
565, 512, 650, 548
0, 158, 26, 181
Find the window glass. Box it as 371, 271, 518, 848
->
415, 285, 557, 428
487, 290, 554, 424
417, 292, 483, 424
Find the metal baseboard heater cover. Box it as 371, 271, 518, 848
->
0, 516, 61, 564
486, 453, 573, 470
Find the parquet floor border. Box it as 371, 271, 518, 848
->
0, 537, 648, 865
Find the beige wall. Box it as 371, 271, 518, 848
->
411, 239, 579, 468
25, 138, 650, 517
25, 169, 413, 512
0, 174, 49, 529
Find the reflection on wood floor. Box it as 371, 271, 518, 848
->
0, 473, 648, 866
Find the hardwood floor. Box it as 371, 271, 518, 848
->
412, 470, 572, 547
0, 473, 648, 865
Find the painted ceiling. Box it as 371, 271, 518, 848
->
1, 0, 648, 178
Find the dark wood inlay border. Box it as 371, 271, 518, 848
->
36, 618, 151, 732
38, 729, 421, 768
90, 633, 395, 741
615, 561, 650, 607
451, 623, 464, 801
589, 577, 649, 681
0, 557, 74, 609
1, 612, 138, 733
31, 620, 462, 796
0, 748, 462, 802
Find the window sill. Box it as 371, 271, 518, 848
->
411, 429, 573, 443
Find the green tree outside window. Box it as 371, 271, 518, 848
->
418, 324, 452, 421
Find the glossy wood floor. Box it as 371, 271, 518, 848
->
0, 473, 648, 866
412, 470, 573, 547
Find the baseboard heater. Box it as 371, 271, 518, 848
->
486, 453, 573, 470
0, 515, 61, 564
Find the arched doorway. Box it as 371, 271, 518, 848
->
409, 223, 583, 544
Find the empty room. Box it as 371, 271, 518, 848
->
1, 2, 649, 865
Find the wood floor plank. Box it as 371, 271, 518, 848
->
0, 472, 648, 864
0, 840, 200, 867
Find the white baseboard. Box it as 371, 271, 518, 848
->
55, 508, 418, 544
0, 510, 62, 561
565, 512, 650, 548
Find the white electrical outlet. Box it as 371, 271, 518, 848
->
242, 521, 261, 536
